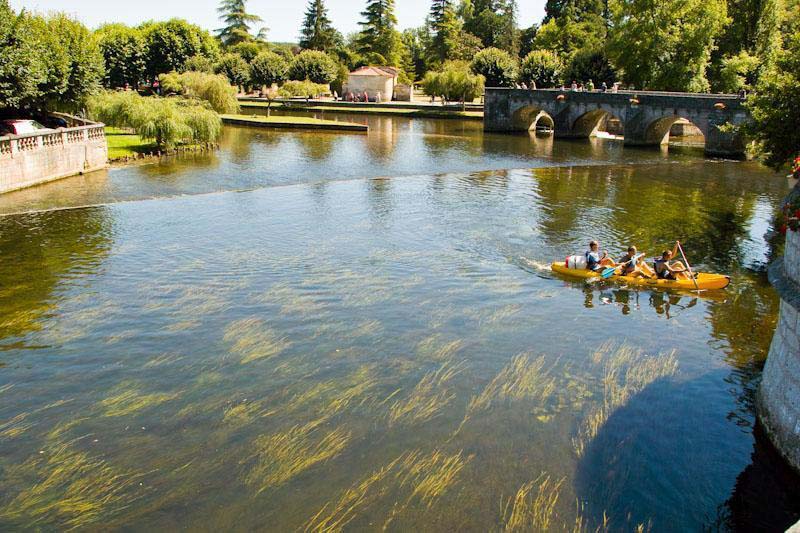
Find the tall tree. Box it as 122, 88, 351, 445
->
0, 1, 45, 109
753, 0, 785, 71
497, 0, 519, 56
299, 0, 341, 50
428, 0, 461, 63
607, 0, 728, 91
216, 0, 265, 46
356, 0, 404, 65
463, 0, 505, 48
95, 24, 146, 88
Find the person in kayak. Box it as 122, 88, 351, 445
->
654, 242, 690, 280
585, 240, 612, 271
616, 246, 655, 278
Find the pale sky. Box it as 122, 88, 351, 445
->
10, 0, 547, 43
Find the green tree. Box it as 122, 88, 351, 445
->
716, 50, 760, 92
158, 71, 240, 113
428, 0, 461, 64
288, 50, 338, 83
215, 53, 251, 89
299, 0, 342, 50
401, 27, 431, 80
463, 0, 505, 48
356, 0, 405, 66
95, 24, 146, 89
216, 0, 265, 46
533, 6, 605, 62
422, 60, 485, 105
746, 31, 800, 170
141, 19, 220, 81
518, 49, 562, 87
184, 55, 217, 73
496, 0, 519, 56
250, 51, 288, 89
518, 24, 538, 58
0, 1, 45, 109
607, 0, 728, 91
544, 0, 607, 22
470, 47, 517, 86
564, 48, 616, 84
229, 41, 263, 62
752, 0, 785, 72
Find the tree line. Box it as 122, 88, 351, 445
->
0, 0, 798, 169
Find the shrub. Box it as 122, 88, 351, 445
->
215, 53, 250, 89
519, 49, 562, 88
470, 47, 518, 88
250, 51, 288, 91
183, 54, 216, 73
87, 90, 221, 148
278, 80, 329, 98
288, 50, 338, 84
156, 71, 239, 113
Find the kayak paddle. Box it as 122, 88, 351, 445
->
599, 253, 645, 279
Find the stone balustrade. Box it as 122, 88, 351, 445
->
0, 123, 108, 194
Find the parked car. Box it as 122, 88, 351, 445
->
0, 119, 53, 136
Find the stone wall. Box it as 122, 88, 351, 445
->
759, 222, 800, 473
0, 125, 107, 194
343, 76, 395, 101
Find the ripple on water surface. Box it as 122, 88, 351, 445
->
0, 160, 794, 530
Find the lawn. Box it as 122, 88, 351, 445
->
239, 102, 484, 120
104, 127, 155, 159
220, 114, 368, 131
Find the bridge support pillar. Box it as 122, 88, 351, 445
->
704, 114, 747, 158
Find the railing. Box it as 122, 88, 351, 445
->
0, 124, 106, 157
489, 87, 744, 100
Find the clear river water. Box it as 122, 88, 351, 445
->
0, 113, 798, 531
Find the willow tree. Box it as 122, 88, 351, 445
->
216, 0, 265, 46
299, 0, 341, 50
356, 0, 404, 65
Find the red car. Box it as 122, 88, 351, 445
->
0, 119, 53, 136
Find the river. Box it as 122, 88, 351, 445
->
0, 114, 797, 531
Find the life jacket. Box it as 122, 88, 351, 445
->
653, 258, 671, 279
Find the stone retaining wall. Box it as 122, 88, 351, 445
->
759, 224, 800, 473
0, 124, 108, 194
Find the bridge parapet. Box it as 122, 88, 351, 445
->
484, 88, 748, 157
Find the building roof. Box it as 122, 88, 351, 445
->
348, 66, 398, 78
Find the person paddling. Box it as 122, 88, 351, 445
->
615, 246, 654, 278
585, 240, 612, 271
654, 241, 691, 280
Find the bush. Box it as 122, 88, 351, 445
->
87, 90, 221, 148
288, 50, 338, 84
423, 61, 485, 103
470, 47, 517, 87
278, 80, 329, 98
183, 55, 216, 73
519, 49, 562, 88
215, 53, 250, 89
157, 71, 238, 113
250, 51, 288, 91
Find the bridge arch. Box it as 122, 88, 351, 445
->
570, 107, 625, 138
642, 115, 707, 146
510, 105, 556, 132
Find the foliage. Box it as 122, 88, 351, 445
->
715, 51, 760, 93
422, 61, 485, 102
215, 53, 251, 88
0, 4, 103, 111
564, 48, 617, 84
533, 8, 605, 62
0, 1, 45, 109
356, 0, 405, 66
462, 0, 505, 49
745, 31, 800, 170
184, 55, 216, 73
518, 24, 538, 59
752, 0, 785, 73
228, 41, 263, 62
141, 19, 220, 81
95, 24, 146, 88
450, 30, 485, 61
401, 28, 430, 80
216, 0, 265, 46
288, 50, 338, 84
87, 90, 221, 148
470, 47, 517, 87
300, 0, 342, 50
250, 51, 289, 89
158, 71, 239, 113
278, 80, 330, 98
518, 49, 562, 87
607, 0, 728, 91
428, 0, 462, 64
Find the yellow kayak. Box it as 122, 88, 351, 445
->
550, 262, 730, 290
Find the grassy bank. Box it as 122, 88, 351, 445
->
220, 114, 368, 132
239, 102, 483, 120
105, 127, 155, 159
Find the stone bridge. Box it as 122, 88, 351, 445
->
484, 88, 749, 157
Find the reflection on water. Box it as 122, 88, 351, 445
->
0, 121, 796, 530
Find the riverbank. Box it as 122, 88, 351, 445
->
238, 98, 484, 120
220, 114, 368, 132
105, 127, 218, 164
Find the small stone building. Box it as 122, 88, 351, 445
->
343, 66, 409, 101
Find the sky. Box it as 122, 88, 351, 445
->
11, 0, 547, 43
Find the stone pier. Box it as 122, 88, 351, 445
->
759, 192, 800, 473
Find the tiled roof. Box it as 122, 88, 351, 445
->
349, 66, 398, 77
